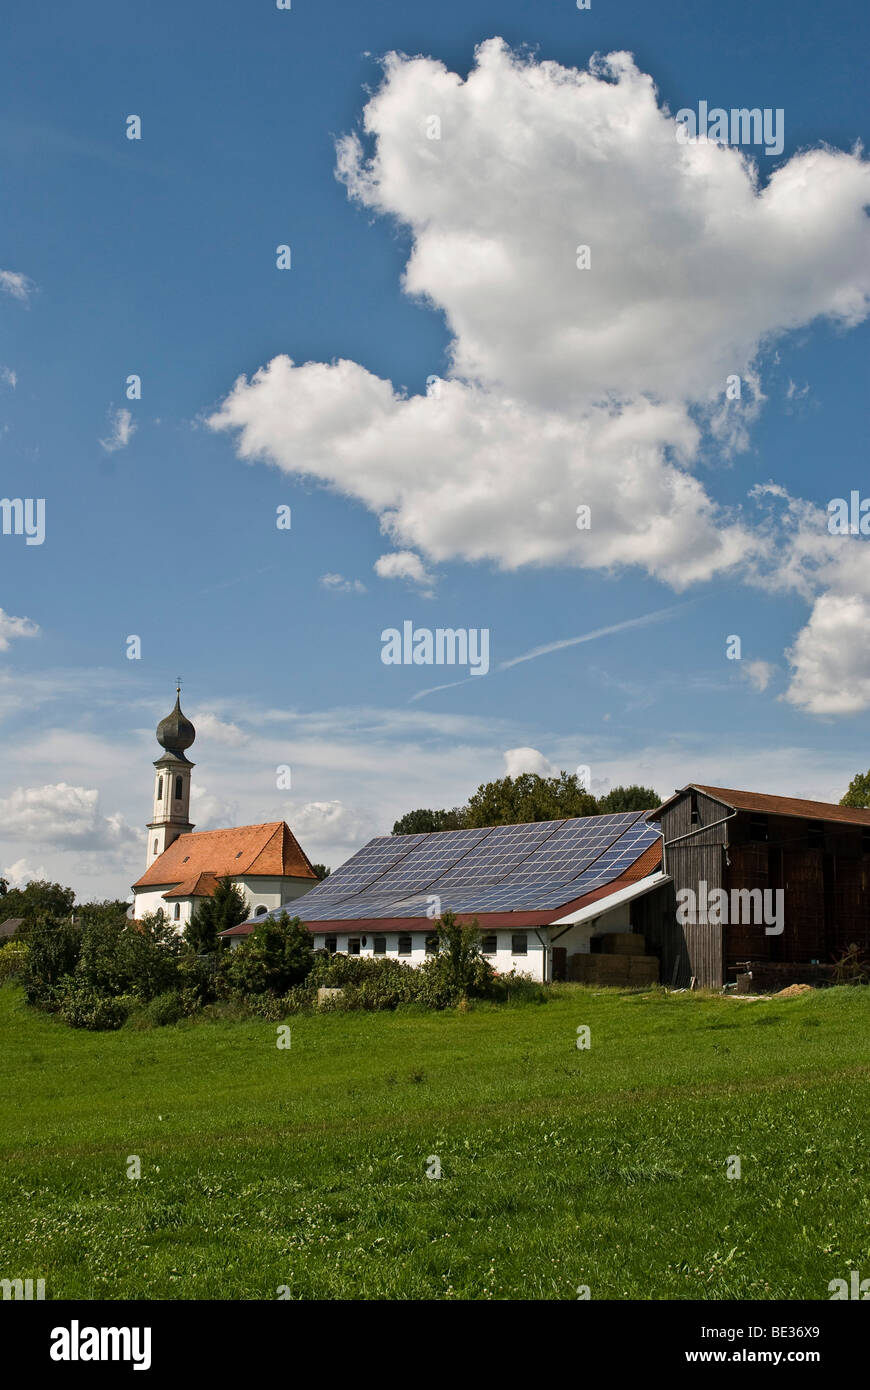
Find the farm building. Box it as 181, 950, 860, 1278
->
646, 784, 870, 990
221, 811, 666, 983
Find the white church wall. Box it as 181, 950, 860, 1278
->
133, 875, 317, 927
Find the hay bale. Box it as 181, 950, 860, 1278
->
598, 932, 646, 956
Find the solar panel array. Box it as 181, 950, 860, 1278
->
252, 809, 660, 925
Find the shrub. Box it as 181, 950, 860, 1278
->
175, 951, 218, 1008
218, 913, 313, 997
280, 984, 316, 1014
57, 979, 130, 1031
419, 912, 496, 1003
23, 917, 83, 1005
184, 877, 248, 953
0, 941, 29, 984
142, 990, 185, 1027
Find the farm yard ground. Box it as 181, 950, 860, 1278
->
0, 982, 868, 1301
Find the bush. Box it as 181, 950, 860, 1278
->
279, 984, 316, 1014
23, 917, 83, 1005
0, 941, 29, 984
142, 990, 185, 1027
218, 913, 313, 997
57, 979, 130, 1031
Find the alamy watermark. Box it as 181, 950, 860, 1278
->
381, 621, 489, 676
1, 497, 45, 545
675, 102, 784, 156
676, 881, 784, 935
1, 1277, 45, 1300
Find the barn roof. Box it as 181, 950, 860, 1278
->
648, 784, 870, 827
222, 811, 663, 938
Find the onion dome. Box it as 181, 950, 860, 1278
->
156, 688, 196, 758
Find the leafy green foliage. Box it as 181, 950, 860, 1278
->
57, 981, 130, 1031
464, 771, 598, 826
597, 784, 660, 813
840, 770, 870, 808
2, 880, 75, 928
22, 916, 84, 1005
311, 864, 332, 880
392, 807, 467, 835
185, 877, 249, 954
426, 910, 494, 1000
219, 912, 314, 997
391, 775, 662, 834
0, 940, 29, 984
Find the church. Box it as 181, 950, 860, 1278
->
130, 689, 318, 926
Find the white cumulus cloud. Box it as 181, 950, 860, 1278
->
503, 747, 557, 778
0, 270, 34, 302
374, 550, 434, 592
207, 40, 870, 704
0, 609, 39, 653
100, 406, 137, 453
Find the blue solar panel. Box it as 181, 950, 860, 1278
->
311, 833, 429, 897
258, 812, 661, 925
428, 820, 564, 889
366, 827, 496, 892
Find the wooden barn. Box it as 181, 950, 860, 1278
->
645, 785, 870, 989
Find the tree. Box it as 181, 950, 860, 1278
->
840, 771, 870, 809
221, 912, 313, 996
311, 864, 331, 881
2, 880, 76, 930
185, 877, 248, 954
22, 915, 83, 1005
430, 910, 494, 998
392, 807, 466, 836
464, 772, 598, 827
0, 877, 7, 896
597, 785, 660, 813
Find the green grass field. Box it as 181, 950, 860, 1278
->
1, 981, 868, 1300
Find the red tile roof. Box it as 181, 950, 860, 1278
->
162, 872, 220, 900
650, 784, 870, 827
132, 821, 317, 890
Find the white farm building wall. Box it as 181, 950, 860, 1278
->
309, 928, 547, 980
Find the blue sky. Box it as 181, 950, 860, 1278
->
1, 0, 869, 901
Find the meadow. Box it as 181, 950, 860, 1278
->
1, 982, 868, 1300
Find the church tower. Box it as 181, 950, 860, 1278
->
145, 686, 196, 867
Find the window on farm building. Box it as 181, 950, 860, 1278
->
373, 936, 386, 955
511, 933, 528, 955
325, 936, 337, 954
398, 935, 412, 956
749, 813, 769, 842
425, 934, 438, 955
347, 938, 361, 956
481, 934, 498, 955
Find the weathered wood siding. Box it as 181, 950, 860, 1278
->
657, 796, 870, 984
656, 793, 730, 987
